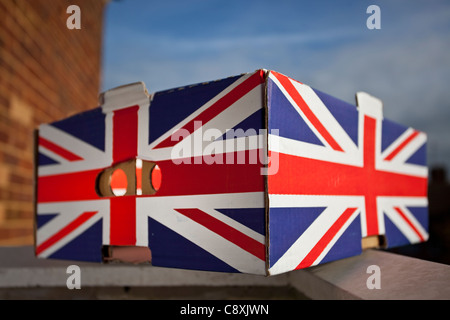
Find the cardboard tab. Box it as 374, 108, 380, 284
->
356, 91, 383, 120
100, 82, 150, 113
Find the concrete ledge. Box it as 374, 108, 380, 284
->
0, 246, 449, 299
290, 249, 450, 300
0, 246, 288, 288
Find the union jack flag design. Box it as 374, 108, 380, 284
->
35, 69, 428, 275
135, 71, 267, 274
36, 71, 268, 274
266, 71, 428, 275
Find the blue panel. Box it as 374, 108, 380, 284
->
38, 152, 59, 166
313, 88, 359, 146
149, 75, 241, 144
405, 143, 427, 166
267, 78, 324, 146
320, 215, 362, 265
381, 118, 408, 152
216, 208, 265, 235
48, 219, 103, 262
148, 217, 239, 273
269, 207, 325, 267
36, 213, 58, 228
51, 107, 106, 151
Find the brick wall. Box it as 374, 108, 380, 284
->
0, 0, 107, 245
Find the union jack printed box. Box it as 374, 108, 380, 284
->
34, 69, 428, 276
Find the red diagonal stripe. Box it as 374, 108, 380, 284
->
384, 130, 420, 161
39, 137, 83, 161
36, 211, 98, 255
296, 207, 357, 269
271, 71, 344, 152
393, 207, 425, 242
154, 70, 265, 149
175, 208, 266, 261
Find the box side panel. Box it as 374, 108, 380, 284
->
35, 107, 109, 262
265, 71, 428, 275
265, 71, 364, 275
136, 70, 268, 274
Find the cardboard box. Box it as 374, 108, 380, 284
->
34, 69, 428, 275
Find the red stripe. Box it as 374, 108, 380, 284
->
113, 105, 139, 163
384, 130, 420, 161
39, 137, 83, 161
296, 208, 357, 269
154, 70, 265, 149
176, 208, 266, 261
154, 150, 264, 196
37, 169, 102, 203
36, 211, 97, 255
109, 197, 136, 245
269, 152, 427, 197
363, 116, 378, 236
108, 105, 139, 244
393, 207, 425, 242
271, 72, 344, 152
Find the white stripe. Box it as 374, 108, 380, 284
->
269, 194, 364, 208
38, 124, 111, 176
378, 196, 428, 208
270, 135, 361, 167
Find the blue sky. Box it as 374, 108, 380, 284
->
102, 0, 450, 170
